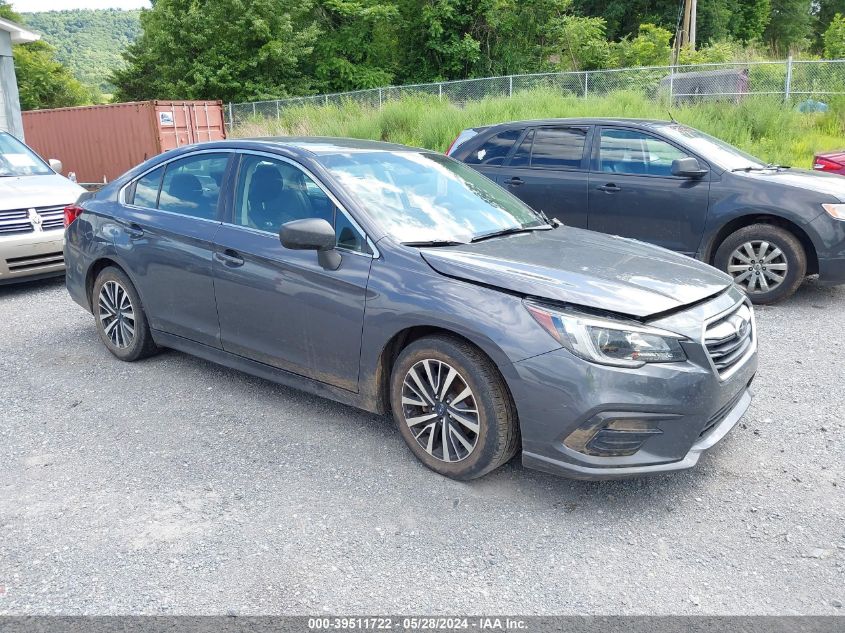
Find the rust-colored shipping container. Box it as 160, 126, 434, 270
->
22, 100, 227, 184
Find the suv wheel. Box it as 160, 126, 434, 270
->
714, 224, 806, 304
390, 335, 519, 480
92, 266, 159, 361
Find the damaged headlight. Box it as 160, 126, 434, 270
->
524, 300, 687, 368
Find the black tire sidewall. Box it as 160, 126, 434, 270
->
92, 267, 155, 362
390, 337, 514, 480
714, 224, 806, 304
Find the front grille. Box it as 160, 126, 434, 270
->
704, 301, 755, 378
0, 209, 33, 235
0, 205, 67, 235
39, 206, 66, 231
5, 251, 64, 272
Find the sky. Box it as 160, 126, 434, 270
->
11, 0, 149, 11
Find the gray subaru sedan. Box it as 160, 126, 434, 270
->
64, 138, 757, 481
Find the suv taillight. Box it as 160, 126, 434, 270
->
446, 134, 461, 155
64, 204, 84, 227
813, 156, 843, 172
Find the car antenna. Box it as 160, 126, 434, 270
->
668, 110, 678, 124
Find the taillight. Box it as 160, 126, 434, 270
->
446, 134, 461, 155
64, 204, 84, 227
813, 157, 843, 172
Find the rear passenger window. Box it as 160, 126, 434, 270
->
132, 166, 164, 208
463, 129, 522, 166
157, 153, 229, 220
530, 127, 587, 169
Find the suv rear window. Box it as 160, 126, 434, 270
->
463, 129, 522, 166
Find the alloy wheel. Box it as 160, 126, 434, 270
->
727, 240, 788, 294
98, 280, 136, 349
401, 359, 480, 463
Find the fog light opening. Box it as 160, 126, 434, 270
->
564, 417, 663, 457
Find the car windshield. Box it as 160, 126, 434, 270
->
658, 124, 768, 171
319, 150, 546, 244
0, 132, 52, 177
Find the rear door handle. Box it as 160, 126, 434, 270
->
504, 177, 524, 187
596, 183, 621, 193
117, 220, 144, 239
215, 249, 244, 267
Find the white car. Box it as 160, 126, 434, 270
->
0, 131, 84, 284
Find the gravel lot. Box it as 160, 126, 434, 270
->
0, 276, 843, 615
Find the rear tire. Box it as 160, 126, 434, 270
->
92, 266, 158, 362
390, 335, 519, 480
713, 223, 806, 304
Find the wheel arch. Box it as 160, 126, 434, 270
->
370, 325, 518, 419
705, 214, 819, 275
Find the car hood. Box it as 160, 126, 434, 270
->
419, 227, 732, 318
816, 150, 845, 165
0, 174, 85, 210
740, 168, 845, 200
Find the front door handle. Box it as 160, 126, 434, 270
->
504, 177, 524, 187
596, 183, 621, 193
215, 249, 244, 267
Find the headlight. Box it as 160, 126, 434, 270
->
822, 203, 845, 220
524, 301, 687, 368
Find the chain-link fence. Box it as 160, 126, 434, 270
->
226, 58, 845, 128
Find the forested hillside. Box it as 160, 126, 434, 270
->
22, 8, 141, 94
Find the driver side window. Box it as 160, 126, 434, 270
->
233, 155, 368, 253
598, 129, 689, 177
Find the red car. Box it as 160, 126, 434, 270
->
813, 150, 845, 174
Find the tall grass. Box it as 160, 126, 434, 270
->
232, 91, 845, 168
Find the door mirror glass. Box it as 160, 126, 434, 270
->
280, 218, 336, 251
671, 156, 709, 178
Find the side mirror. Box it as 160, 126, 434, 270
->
49, 158, 63, 174
279, 217, 340, 270
671, 157, 708, 178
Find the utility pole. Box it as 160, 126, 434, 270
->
674, 0, 696, 62
689, 0, 697, 49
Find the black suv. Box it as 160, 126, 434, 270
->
448, 118, 845, 303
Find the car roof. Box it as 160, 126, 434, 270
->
474, 117, 674, 132
236, 136, 426, 155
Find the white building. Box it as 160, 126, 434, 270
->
0, 16, 39, 139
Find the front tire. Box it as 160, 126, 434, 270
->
92, 266, 158, 362
714, 224, 806, 304
390, 335, 519, 480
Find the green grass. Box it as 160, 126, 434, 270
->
232, 90, 845, 168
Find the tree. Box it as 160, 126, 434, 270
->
0, 0, 18, 20
393, 0, 483, 82
815, 0, 845, 51
823, 12, 845, 57
21, 9, 142, 93
112, 0, 320, 102
310, 0, 399, 92
729, 0, 771, 43
765, 0, 814, 53
0, 1, 91, 109
543, 14, 612, 70
612, 23, 672, 67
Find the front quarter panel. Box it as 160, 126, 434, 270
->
358, 243, 563, 403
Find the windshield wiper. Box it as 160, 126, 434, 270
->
401, 239, 466, 247
731, 163, 790, 172
470, 225, 549, 243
